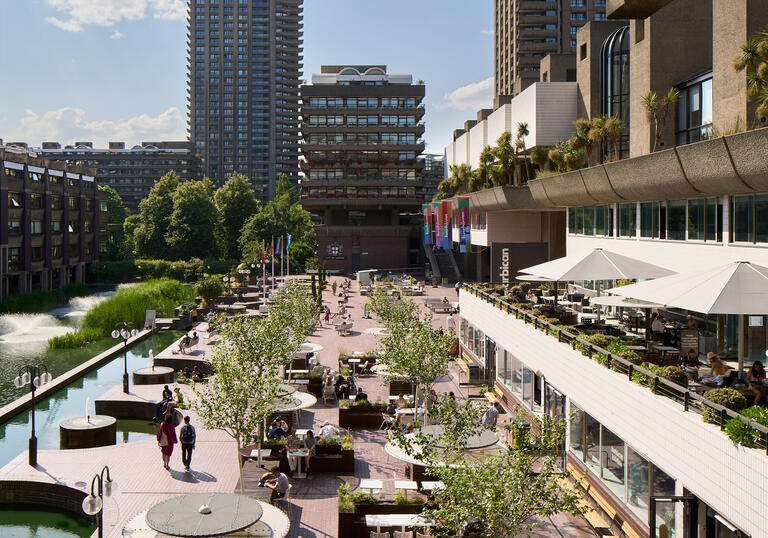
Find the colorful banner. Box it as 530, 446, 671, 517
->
441, 201, 452, 249
432, 202, 440, 247
423, 204, 432, 245
458, 197, 470, 253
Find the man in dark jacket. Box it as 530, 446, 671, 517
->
179, 415, 196, 472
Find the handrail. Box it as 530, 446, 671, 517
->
461, 284, 768, 454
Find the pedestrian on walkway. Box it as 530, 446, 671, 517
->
157, 415, 178, 471
179, 416, 196, 472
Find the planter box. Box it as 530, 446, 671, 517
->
338, 502, 423, 538
339, 405, 388, 428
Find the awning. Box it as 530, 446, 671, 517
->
519, 248, 676, 282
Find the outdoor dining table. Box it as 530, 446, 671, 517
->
359, 478, 384, 494
288, 448, 310, 478
394, 480, 418, 498
365, 513, 433, 532
625, 345, 647, 352
656, 345, 681, 361
348, 357, 361, 374
145, 493, 264, 537
420, 481, 445, 491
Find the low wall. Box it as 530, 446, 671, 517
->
0, 329, 155, 425
0, 480, 93, 523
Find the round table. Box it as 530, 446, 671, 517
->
145, 493, 263, 536
299, 342, 324, 353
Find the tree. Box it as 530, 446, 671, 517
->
133, 172, 179, 258
604, 116, 625, 162
491, 132, 516, 186
733, 25, 768, 122
196, 277, 224, 307
214, 173, 260, 259
588, 114, 608, 162
193, 315, 292, 491
166, 179, 218, 260
477, 146, 497, 189
98, 185, 130, 260
570, 118, 594, 166
642, 88, 680, 152
516, 122, 533, 183
392, 399, 584, 537
122, 214, 141, 258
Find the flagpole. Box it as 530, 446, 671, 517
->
262, 240, 266, 303
271, 236, 275, 291
287, 243, 290, 277
281, 237, 284, 277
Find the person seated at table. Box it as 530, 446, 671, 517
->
385, 401, 398, 416
747, 361, 767, 405
267, 420, 287, 440
355, 389, 368, 402
700, 353, 729, 385
682, 349, 700, 375
652, 314, 665, 341
320, 420, 338, 438
335, 373, 350, 399
526, 289, 537, 304
281, 427, 302, 470
441, 296, 450, 306
395, 394, 409, 409
686, 315, 699, 330
192, 365, 204, 382
423, 495, 440, 511
401, 422, 416, 435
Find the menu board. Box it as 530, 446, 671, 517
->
680, 329, 698, 356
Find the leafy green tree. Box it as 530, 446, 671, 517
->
196, 277, 224, 307
193, 315, 292, 492
98, 185, 130, 260
641, 88, 679, 152
166, 179, 218, 260
238, 175, 317, 272
733, 25, 768, 122
133, 172, 179, 258
516, 122, 533, 182
214, 173, 260, 259
123, 214, 141, 258
491, 131, 516, 186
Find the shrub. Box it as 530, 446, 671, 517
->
196, 278, 224, 308
619, 350, 643, 365
338, 483, 354, 513
394, 490, 424, 505
92, 260, 138, 283
352, 398, 372, 406
576, 333, 610, 356
653, 366, 689, 389
632, 363, 657, 387
518, 282, 532, 294
317, 436, 340, 446
703, 388, 748, 424
351, 492, 379, 504
725, 406, 768, 447
341, 434, 354, 450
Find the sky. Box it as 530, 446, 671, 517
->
0, 0, 494, 155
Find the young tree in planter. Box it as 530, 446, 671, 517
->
269, 280, 320, 378
367, 289, 420, 332
196, 277, 224, 308
193, 315, 292, 492
393, 399, 584, 537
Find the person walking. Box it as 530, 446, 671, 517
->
179, 416, 196, 472
157, 415, 178, 470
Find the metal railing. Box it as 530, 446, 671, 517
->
463, 284, 768, 454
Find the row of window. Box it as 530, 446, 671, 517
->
306, 151, 416, 161
304, 133, 419, 145
568, 195, 768, 244
307, 115, 418, 127
8, 193, 106, 212
303, 186, 418, 198
308, 169, 418, 181
3, 168, 95, 188
8, 219, 96, 235
306, 97, 419, 108
6, 242, 102, 269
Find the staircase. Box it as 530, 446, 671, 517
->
434, 249, 460, 282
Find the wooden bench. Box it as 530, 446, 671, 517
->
453, 355, 471, 383
484, 386, 505, 409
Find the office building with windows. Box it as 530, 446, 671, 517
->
34, 141, 201, 213
0, 144, 108, 299
299, 66, 426, 273
453, 1, 768, 536
187, 0, 302, 200
419, 153, 445, 201
494, 0, 607, 101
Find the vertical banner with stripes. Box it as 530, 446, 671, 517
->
458, 197, 470, 253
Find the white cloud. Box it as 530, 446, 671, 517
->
44, 0, 185, 32
480, 29, 493, 36
110, 30, 125, 39
434, 77, 494, 111
6, 107, 187, 147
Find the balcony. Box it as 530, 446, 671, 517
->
460, 284, 768, 536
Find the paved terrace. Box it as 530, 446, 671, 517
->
0, 275, 594, 538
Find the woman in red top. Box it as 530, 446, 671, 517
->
157, 415, 178, 470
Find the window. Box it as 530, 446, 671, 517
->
7, 248, 20, 271
31, 220, 42, 234
601, 426, 625, 499
50, 196, 62, 210
601, 26, 630, 159
51, 245, 62, 258
68, 220, 79, 233
8, 192, 22, 208
677, 73, 713, 145
666, 199, 686, 240
8, 220, 21, 235
618, 203, 636, 237
51, 220, 62, 233
31, 246, 43, 261
732, 195, 768, 243
569, 403, 584, 460
69, 197, 79, 210
84, 220, 92, 233
687, 198, 717, 241
640, 202, 660, 238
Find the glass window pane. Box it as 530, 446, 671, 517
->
595, 206, 606, 236
583, 206, 594, 235
627, 447, 650, 523
687, 198, 705, 240
568, 207, 576, 232
600, 426, 625, 499
652, 466, 676, 538
585, 413, 601, 475
569, 403, 584, 461
705, 197, 717, 241
510, 353, 522, 397
667, 200, 686, 240
532, 372, 543, 413
522, 366, 533, 409
701, 79, 712, 127
756, 195, 768, 243
733, 195, 754, 243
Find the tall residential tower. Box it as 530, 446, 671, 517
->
494, 0, 607, 101
187, 0, 302, 200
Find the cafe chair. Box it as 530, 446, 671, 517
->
380, 413, 397, 430
370, 533, 390, 538
394, 532, 414, 538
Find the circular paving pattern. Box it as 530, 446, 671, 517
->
145, 493, 263, 537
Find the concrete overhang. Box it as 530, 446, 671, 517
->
444, 185, 559, 213
528, 127, 768, 205
607, 0, 675, 19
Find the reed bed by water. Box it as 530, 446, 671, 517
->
0, 282, 90, 314
49, 279, 194, 349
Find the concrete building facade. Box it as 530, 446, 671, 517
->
0, 145, 108, 299
34, 141, 201, 213
187, 0, 302, 200
299, 66, 426, 274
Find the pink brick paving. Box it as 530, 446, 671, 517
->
0, 276, 595, 538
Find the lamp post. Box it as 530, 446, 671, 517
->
238, 267, 250, 286
222, 274, 235, 294
13, 365, 52, 466
82, 465, 116, 538
111, 322, 138, 394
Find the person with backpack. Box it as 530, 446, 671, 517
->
179, 416, 196, 472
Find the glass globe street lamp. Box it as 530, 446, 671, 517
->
111, 322, 138, 394
222, 273, 235, 294
13, 364, 52, 466
82, 465, 116, 538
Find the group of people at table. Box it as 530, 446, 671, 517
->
682, 349, 767, 404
